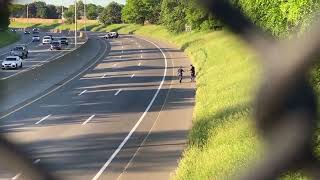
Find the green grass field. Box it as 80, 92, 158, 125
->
9, 21, 100, 31
0, 31, 20, 48
10, 22, 316, 179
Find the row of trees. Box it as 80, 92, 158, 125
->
121, 0, 220, 33
62, 1, 123, 24
9, 1, 123, 25
0, 0, 10, 31
8, 0, 320, 35
10, 2, 62, 19
9, 1, 105, 21
121, 0, 320, 35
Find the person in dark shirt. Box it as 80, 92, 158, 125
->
190, 64, 196, 82
177, 66, 184, 83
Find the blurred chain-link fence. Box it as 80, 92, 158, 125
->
1, 0, 320, 179
200, 0, 320, 179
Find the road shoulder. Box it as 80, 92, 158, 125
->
118, 36, 195, 180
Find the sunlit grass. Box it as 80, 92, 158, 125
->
9, 21, 100, 31
0, 31, 20, 48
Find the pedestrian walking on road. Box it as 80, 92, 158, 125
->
177, 66, 184, 83
190, 64, 196, 82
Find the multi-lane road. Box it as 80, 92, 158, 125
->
0, 30, 83, 80
0, 31, 194, 180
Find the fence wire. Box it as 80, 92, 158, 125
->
1, 0, 320, 179
200, 0, 320, 180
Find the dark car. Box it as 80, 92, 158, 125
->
32, 28, 40, 34
59, 37, 69, 46
24, 30, 30, 34
10, 45, 28, 59
50, 41, 62, 50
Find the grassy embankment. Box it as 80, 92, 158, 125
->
10, 21, 100, 31
11, 22, 315, 179
96, 24, 264, 179
0, 31, 20, 48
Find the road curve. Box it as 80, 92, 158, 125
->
0, 32, 194, 180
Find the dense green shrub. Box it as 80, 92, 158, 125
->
235, 0, 320, 36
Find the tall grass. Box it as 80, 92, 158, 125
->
0, 31, 20, 48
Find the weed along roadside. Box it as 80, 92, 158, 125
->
0, 31, 20, 48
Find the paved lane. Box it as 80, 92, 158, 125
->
0, 33, 194, 180
0, 30, 83, 80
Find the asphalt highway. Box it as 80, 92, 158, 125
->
0, 30, 82, 80
0, 32, 194, 180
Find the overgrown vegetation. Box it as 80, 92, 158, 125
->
0, 31, 20, 48
99, 2, 123, 25
1, 0, 10, 31
120, 0, 319, 35
235, 0, 320, 36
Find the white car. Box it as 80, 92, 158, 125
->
2, 56, 23, 69
42, 36, 52, 44
32, 35, 40, 42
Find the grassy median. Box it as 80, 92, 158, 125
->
10, 22, 313, 179
0, 31, 20, 48
9, 21, 100, 31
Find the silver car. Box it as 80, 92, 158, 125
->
10, 45, 28, 59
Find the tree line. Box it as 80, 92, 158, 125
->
6, 0, 320, 36
9, 1, 105, 21
121, 0, 320, 35
8, 1, 123, 25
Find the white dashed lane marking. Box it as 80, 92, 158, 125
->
82, 115, 96, 125
79, 90, 87, 96
114, 89, 122, 96
35, 114, 51, 125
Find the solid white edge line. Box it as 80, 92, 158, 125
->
114, 89, 122, 96
82, 115, 95, 125
11, 173, 21, 180
79, 90, 87, 96
33, 159, 41, 164
35, 114, 51, 125
101, 74, 107, 79
116, 45, 175, 180
92, 37, 167, 180
0, 39, 108, 120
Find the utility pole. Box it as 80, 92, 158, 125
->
61, 5, 64, 22
74, 0, 77, 48
26, 4, 29, 20
84, 0, 87, 32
